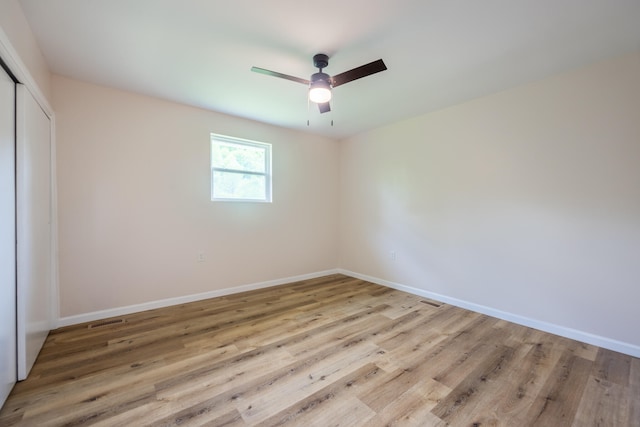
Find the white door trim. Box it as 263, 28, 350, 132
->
0, 24, 58, 379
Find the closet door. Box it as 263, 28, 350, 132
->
16, 84, 52, 380
0, 66, 16, 406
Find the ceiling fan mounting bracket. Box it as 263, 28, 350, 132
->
313, 53, 329, 70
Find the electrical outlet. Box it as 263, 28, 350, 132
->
197, 252, 205, 263
390, 251, 396, 261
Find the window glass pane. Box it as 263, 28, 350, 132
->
212, 171, 266, 200
212, 142, 265, 173
211, 134, 271, 202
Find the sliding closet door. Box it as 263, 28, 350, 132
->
16, 84, 52, 380
0, 66, 16, 406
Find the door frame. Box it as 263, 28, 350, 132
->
0, 26, 59, 353
0, 53, 17, 409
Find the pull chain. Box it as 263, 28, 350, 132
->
330, 94, 334, 126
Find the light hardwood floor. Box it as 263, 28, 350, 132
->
1, 274, 638, 426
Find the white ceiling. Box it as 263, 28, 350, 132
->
19, 0, 640, 140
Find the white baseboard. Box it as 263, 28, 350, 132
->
338, 269, 640, 358
57, 269, 339, 328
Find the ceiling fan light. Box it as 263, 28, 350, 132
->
309, 80, 332, 103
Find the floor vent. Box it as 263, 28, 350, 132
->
88, 319, 126, 329
420, 300, 441, 308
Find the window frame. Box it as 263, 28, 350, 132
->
210, 133, 272, 203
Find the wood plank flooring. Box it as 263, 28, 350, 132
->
1, 274, 638, 426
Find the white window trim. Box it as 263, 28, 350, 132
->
210, 134, 272, 202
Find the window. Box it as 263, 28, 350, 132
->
210, 134, 272, 202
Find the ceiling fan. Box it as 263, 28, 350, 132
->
251, 54, 387, 114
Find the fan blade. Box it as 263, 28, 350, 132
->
331, 59, 387, 88
251, 67, 310, 85
318, 102, 331, 114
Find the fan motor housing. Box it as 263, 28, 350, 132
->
311, 72, 331, 84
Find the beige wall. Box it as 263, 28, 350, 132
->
53, 75, 339, 317
339, 51, 640, 348
0, 0, 51, 102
